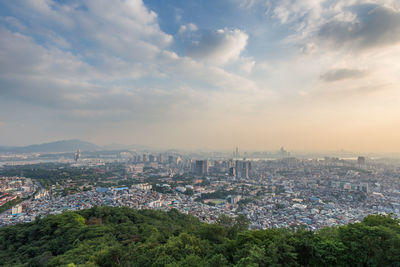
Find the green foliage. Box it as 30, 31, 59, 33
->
0, 208, 399, 267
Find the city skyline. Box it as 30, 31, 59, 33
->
1, 0, 400, 152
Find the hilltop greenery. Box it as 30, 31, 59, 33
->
0, 207, 399, 267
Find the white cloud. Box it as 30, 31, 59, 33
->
0, 27, 93, 80
187, 28, 249, 65
260, 0, 400, 96
178, 23, 198, 34
1, 0, 400, 149
0, 0, 261, 129
239, 57, 256, 73
266, 0, 400, 50
266, 0, 325, 25
7, 0, 173, 61
318, 4, 400, 50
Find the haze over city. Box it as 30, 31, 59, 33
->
1, 0, 400, 152
2, 2, 400, 265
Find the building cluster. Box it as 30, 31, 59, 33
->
0, 187, 235, 226
0, 177, 37, 203
1, 153, 400, 230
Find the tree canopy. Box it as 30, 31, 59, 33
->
0, 207, 399, 267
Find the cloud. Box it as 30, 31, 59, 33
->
0, 16, 27, 31
239, 57, 256, 73
320, 68, 367, 82
318, 4, 400, 50
262, 0, 400, 94
178, 23, 198, 34
5, 0, 173, 61
0, 1, 259, 128
239, 0, 256, 9
2, 0, 399, 149
266, 0, 324, 25
0, 27, 201, 122
187, 28, 248, 65
0, 27, 93, 79
265, 1, 400, 51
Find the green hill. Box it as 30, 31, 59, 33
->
0, 207, 399, 267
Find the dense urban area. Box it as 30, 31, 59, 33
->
1, 147, 399, 230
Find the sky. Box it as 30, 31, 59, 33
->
1, 0, 400, 152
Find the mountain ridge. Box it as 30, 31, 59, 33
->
0, 139, 99, 153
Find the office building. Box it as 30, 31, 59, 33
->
195, 160, 208, 176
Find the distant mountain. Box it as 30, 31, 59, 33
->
0, 139, 99, 153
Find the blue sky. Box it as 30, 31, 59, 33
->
1, 0, 400, 152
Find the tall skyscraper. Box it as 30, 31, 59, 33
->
149, 155, 155, 162
235, 160, 241, 178
235, 160, 250, 179
74, 149, 81, 162
195, 160, 208, 176
229, 167, 236, 177
241, 161, 250, 179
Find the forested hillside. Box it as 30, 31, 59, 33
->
0, 207, 399, 267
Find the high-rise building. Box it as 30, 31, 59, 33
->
231, 195, 242, 204
12, 205, 22, 215
74, 149, 81, 162
158, 154, 164, 163
195, 160, 208, 176
357, 156, 366, 165
235, 160, 251, 179
242, 161, 250, 179
235, 160, 241, 178
229, 167, 236, 177
149, 155, 155, 162
142, 154, 148, 162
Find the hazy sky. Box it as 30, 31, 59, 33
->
1, 0, 400, 152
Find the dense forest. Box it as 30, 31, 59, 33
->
0, 207, 399, 267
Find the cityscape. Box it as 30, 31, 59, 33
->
1, 0, 400, 265
1, 144, 399, 230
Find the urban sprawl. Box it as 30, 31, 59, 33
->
1, 148, 399, 230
